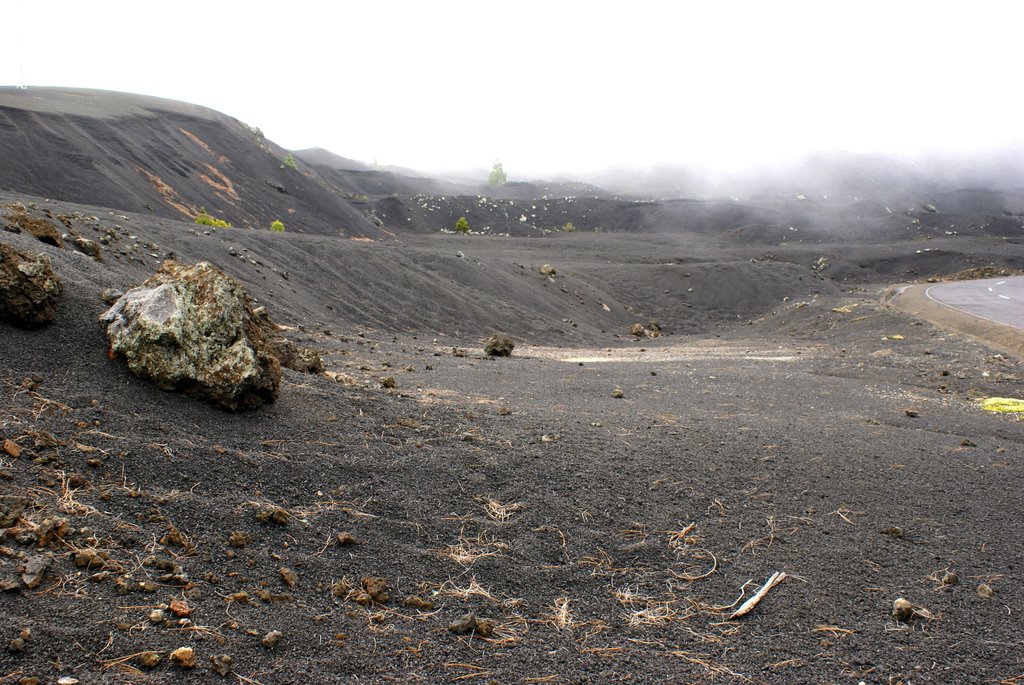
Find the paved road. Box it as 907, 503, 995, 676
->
925, 276, 1024, 331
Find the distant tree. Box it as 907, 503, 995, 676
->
454, 216, 471, 233
280, 153, 298, 171
270, 220, 285, 232
488, 160, 507, 187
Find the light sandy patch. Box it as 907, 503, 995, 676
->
524, 340, 807, 364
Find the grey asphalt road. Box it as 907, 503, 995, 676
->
925, 276, 1024, 331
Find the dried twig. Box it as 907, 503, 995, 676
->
728, 571, 786, 620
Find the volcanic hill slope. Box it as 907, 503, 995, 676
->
1, 90, 1024, 684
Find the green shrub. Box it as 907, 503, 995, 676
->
563, 222, 576, 232
454, 216, 471, 233
488, 161, 507, 187
270, 220, 285, 233
194, 207, 231, 228
280, 153, 298, 171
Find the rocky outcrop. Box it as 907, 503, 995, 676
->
484, 333, 515, 357
100, 261, 281, 411
0, 242, 63, 327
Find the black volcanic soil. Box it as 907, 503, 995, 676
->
2, 188, 1023, 685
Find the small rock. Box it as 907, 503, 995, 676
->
2, 440, 21, 458
255, 506, 289, 525
978, 583, 994, 598
335, 532, 358, 546
170, 646, 196, 668
169, 598, 192, 617
149, 609, 165, 624
100, 288, 124, 305
261, 630, 282, 649
72, 236, 101, 260
361, 576, 389, 603
904, 409, 919, 418
892, 597, 914, 622
138, 651, 162, 668
56, 678, 78, 685
18, 678, 40, 685
630, 323, 646, 337
484, 333, 515, 357
228, 531, 251, 547
279, 567, 297, 589
539, 264, 556, 276
611, 388, 624, 399
403, 595, 434, 611
960, 439, 976, 447
8, 637, 25, 653
380, 376, 396, 389
449, 612, 478, 635
941, 571, 959, 586
210, 654, 233, 676
20, 554, 52, 589
474, 618, 495, 638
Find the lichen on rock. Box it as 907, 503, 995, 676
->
0, 241, 63, 327
100, 260, 281, 411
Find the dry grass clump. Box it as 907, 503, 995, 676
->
476, 496, 524, 522
544, 596, 575, 630
441, 530, 509, 566
439, 576, 497, 602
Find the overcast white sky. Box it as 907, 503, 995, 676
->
4, 1, 1023, 177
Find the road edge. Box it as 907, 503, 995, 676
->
884, 283, 1024, 359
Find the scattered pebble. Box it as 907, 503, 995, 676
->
229, 531, 251, 547
977, 583, 994, 598
335, 532, 358, 546
449, 612, 478, 635
170, 646, 196, 668
138, 651, 162, 668
403, 595, 434, 611
611, 388, 624, 398
941, 571, 959, 586
361, 576, 389, 603
892, 597, 914, 622
279, 567, 298, 589
169, 598, 191, 617
210, 654, 233, 676
255, 507, 289, 525
261, 630, 282, 649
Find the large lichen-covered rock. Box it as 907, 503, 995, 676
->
0, 242, 63, 327
100, 261, 281, 411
